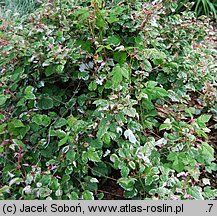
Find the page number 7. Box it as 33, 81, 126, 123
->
207, 204, 213, 212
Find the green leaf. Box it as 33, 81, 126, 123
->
118, 177, 137, 191
91, 162, 109, 177
107, 36, 120, 46
45, 66, 55, 77
123, 107, 137, 118
0, 114, 4, 120
50, 179, 60, 191
104, 45, 113, 51
70, 192, 79, 200
188, 186, 204, 200
107, 15, 119, 24
113, 52, 127, 64
166, 133, 179, 141
137, 92, 148, 100
167, 152, 177, 161
206, 163, 217, 173
110, 154, 119, 163
145, 81, 158, 88
172, 158, 185, 172
129, 161, 136, 170
88, 148, 101, 162
196, 128, 208, 138
37, 95, 54, 110
32, 115, 51, 127
90, 138, 103, 149
83, 190, 94, 200
9, 119, 25, 128
110, 154, 120, 169
55, 129, 66, 139
200, 142, 215, 162
9, 178, 22, 186
112, 66, 123, 87
66, 151, 76, 161
159, 123, 172, 131
143, 59, 152, 72
93, 99, 109, 107
55, 65, 65, 74
103, 134, 111, 145
124, 189, 138, 198
203, 186, 217, 199
58, 136, 68, 147
197, 114, 212, 123
110, 6, 125, 16
0, 186, 10, 194
0, 95, 7, 106
121, 166, 130, 177
145, 176, 153, 185
24, 86, 34, 94
24, 86, 35, 100
54, 118, 67, 128
155, 87, 168, 97
11, 67, 24, 82
91, 162, 108, 177
88, 81, 97, 91
96, 15, 105, 29
120, 67, 129, 79
124, 129, 138, 144
40, 175, 51, 186
153, 58, 164, 65
0, 123, 7, 134
97, 125, 108, 139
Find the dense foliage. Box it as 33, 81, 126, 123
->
174, 0, 217, 19
0, 0, 40, 19
0, 0, 216, 200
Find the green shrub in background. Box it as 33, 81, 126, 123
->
0, 0, 40, 19
173, 0, 217, 19
0, 0, 216, 200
